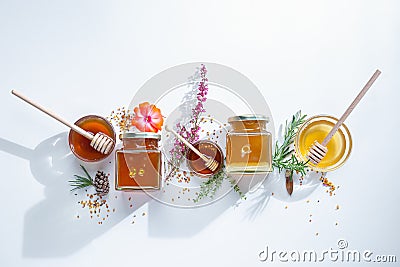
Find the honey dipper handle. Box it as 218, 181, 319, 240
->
11, 90, 94, 140
165, 125, 209, 161
321, 69, 381, 146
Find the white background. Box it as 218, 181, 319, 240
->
0, 0, 399, 266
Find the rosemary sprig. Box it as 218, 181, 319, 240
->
272, 111, 308, 180
69, 165, 93, 191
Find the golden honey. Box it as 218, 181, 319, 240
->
69, 115, 116, 162
186, 140, 223, 177
226, 115, 272, 173
115, 132, 161, 190
295, 115, 352, 172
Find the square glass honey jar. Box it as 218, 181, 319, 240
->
226, 115, 272, 173
115, 132, 161, 190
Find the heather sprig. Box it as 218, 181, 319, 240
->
167, 64, 209, 177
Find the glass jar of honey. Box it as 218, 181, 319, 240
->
115, 132, 162, 190
226, 115, 272, 173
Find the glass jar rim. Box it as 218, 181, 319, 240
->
228, 114, 269, 123
122, 132, 161, 140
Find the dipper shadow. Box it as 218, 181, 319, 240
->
0, 133, 149, 258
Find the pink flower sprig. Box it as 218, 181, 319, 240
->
167, 64, 209, 178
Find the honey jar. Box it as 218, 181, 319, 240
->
226, 115, 272, 173
115, 132, 161, 190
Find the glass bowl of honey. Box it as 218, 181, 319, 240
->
68, 115, 116, 162
295, 115, 352, 172
186, 140, 224, 177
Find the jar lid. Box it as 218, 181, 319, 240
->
122, 132, 161, 139
228, 114, 269, 123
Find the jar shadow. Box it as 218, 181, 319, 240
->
147, 190, 240, 238
235, 173, 272, 221
238, 169, 320, 221
147, 172, 270, 237
0, 133, 146, 258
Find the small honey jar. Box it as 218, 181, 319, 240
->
115, 132, 162, 190
226, 114, 272, 173
186, 140, 223, 177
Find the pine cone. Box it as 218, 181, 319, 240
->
94, 171, 110, 196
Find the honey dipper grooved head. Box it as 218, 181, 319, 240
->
307, 140, 328, 165
90, 132, 115, 154
204, 157, 219, 172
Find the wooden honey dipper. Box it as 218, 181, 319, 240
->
165, 124, 219, 172
307, 70, 381, 165
11, 90, 115, 155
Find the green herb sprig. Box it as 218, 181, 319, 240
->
272, 111, 308, 180
194, 165, 246, 203
69, 165, 94, 191
194, 168, 225, 203
229, 179, 247, 200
